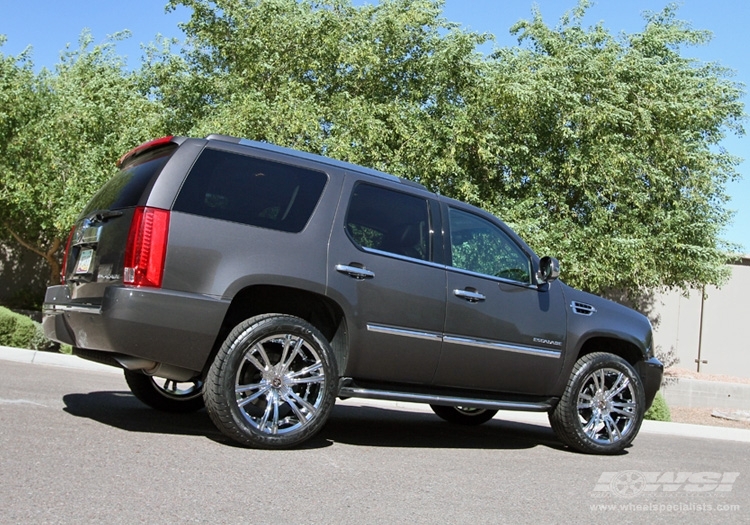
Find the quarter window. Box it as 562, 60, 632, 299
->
173, 149, 327, 233
449, 208, 531, 283
346, 183, 431, 261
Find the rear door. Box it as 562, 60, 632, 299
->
433, 204, 567, 395
327, 179, 446, 384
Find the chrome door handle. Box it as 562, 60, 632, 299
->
336, 264, 375, 280
453, 289, 485, 302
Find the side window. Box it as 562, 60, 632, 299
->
449, 208, 531, 283
346, 183, 430, 261
173, 148, 327, 233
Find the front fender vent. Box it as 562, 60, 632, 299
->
571, 301, 596, 316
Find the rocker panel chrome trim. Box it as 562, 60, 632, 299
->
338, 385, 554, 412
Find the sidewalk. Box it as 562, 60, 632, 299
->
3, 345, 749, 443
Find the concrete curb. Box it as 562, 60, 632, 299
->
0, 345, 119, 374
2, 346, 749, 443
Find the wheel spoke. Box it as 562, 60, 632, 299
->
611, 402, 636, 418
289, 374, 325, 385
603, 415, 622, 442
577, 392, 593, 410
280, 337, 304, 374
236, 383, 271, 407
280, 391, 309, 422
288, 361, 323, 380
592, 369, 606, 393
257, 391, 281, 434
605, 373, 630, 401
243, 344, 268, 372
582, 415, 599, 438
286, 388, 316, 415
271, 391, 280, 433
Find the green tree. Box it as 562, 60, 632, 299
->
0, 33, 168, 284
456, 2, 745, 296
167, 0, 488, 177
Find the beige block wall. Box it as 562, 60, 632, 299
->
652, 262, 750, 378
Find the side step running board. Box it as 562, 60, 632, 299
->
338, 383, 555, 412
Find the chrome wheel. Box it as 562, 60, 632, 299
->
205, 314, 338, 448
430, 404, 498, 425
576, 367, 637, 444
234, 333, 327, 435
124, 369, 204, 413
150, 377, 203, 399
548, 352, 645, 454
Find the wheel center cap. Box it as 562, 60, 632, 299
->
271, 377, 282, 389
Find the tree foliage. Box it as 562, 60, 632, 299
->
0, 33, 168, 283
465, 2, 745, 294
0, 0, 745, 301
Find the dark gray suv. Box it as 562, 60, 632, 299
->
43, 134, 663, 454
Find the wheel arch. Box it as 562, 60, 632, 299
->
576, 336, 642, 366
202, 284, 348, 376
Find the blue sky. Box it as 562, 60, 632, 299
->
1, 0, 747, 252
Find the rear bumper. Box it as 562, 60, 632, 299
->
636, 357, 664, 410
43, 285, 229, 372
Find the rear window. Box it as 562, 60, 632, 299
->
81, 145, 177, 216
345, 183, 431, 261
173, 148, 328, 233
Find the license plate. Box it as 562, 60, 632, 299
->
75, 248, 95, 274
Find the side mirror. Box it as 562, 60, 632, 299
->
537, 256, 560, 285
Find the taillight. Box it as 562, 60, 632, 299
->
124, 207, 170, 288
60, 226, 75, 285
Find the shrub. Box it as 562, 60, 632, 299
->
644, 392, 671, 422
0, 306, 56, 351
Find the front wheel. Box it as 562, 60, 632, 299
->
204, 314, 338, 449
430, 405, 498, 426
549, 352, 645, 455
123, 369, 205, 413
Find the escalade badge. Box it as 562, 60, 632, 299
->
533, 337, 563, 347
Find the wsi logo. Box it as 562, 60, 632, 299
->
593, 471, 740, 498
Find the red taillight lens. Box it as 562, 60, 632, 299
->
60, 226, 76, 285
124, 207, 170, 288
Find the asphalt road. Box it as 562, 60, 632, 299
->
1, 359, 748, 524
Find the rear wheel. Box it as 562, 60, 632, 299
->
123, 369, 204, 413
549, 352, 645, 454
204, 314, 338, 448
430, 405, 498, 426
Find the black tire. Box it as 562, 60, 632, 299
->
123, 369, 205, 413
204, 314, 338, 449
430, 405, 498, 426
549, 352, 645, 455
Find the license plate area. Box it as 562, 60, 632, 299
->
75, 248, 95, 274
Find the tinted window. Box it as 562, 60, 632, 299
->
346, 183, 430, 261
81, 145, 177, 216
449, 208, 531, 283
173, 149, 328, 233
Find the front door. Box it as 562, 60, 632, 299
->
433, 206, 567, 395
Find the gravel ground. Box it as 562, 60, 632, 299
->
664, 367, 750, 429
